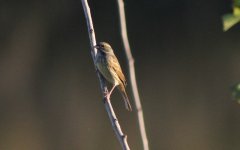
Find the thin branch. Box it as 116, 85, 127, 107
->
81, 0, 130, 150
116, 0, 150, 150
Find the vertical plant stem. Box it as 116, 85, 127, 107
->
116, 0, 149, 150
81, 0, 131, 150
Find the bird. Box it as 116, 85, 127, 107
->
94, 42, 132, 111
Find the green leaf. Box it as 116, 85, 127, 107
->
234, 0, 240, 7
222, 13, 240, 31
231, 83, 240, 104
222, 0, 240, 31
233, 7, 240, 15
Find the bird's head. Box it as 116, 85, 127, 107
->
94, 42, 113, 53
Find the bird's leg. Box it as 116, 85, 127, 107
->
105, 84, 117, 99
109, 84, 117, 96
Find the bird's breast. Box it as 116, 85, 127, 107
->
96, 53, 120, 85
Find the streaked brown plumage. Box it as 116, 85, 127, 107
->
95, 42, 132, 111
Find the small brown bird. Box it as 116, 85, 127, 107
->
95, 42, 132, 111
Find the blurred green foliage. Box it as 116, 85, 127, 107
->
222, 0, 240, 31
235, 0, 240, 6
232, 83, 240, 104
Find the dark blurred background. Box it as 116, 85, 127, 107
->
0, 0, 240, 150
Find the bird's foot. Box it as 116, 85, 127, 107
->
104, 93, 111, 100
103, 93, 110, 104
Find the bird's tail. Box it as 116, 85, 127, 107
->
119, 85, 132, 111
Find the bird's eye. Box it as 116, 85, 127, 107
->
101, 45, 104, 48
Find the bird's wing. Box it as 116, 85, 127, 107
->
108, 54, 127, 86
